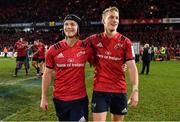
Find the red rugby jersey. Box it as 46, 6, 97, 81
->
32, 45, 39, 58
14, 40, 27, 57
85, 32, 135, 93
38, 42, 45, 59
45, 39, 93, 101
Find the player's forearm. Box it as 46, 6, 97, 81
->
41, 69, 52, 98
127, 61, 139, 91
129, 67, 139, 91
33, 51, 38, 56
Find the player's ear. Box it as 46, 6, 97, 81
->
101, 18, 105, 24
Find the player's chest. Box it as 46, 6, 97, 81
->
94, 40, 126, 57
16, 43, 24, 49
54, 47, 89, 64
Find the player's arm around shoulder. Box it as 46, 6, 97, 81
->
126, 60, 139, 107
40, 67, 53, 111
84, 34, 98, 46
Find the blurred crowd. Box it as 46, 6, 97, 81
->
0, 0, 180, 60
0, 28, 180, 60
0, 0, 180, 23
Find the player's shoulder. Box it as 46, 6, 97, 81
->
80, 39, 91, 48
53, 41, 63, 50
86, 33, 102, 40
85, 33, 103, 45
93, 33, 103, 39
118, 32, 132, 43
47, 41, 62, 53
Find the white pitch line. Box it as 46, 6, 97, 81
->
0, 83, 41, 87
1, 74, 91, 120
0, 74, 56, 121
0, 77, 41, 121
0, 76, 38, 86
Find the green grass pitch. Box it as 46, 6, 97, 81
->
0, 57, 180, 121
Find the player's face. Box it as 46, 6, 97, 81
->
34, 41, 38, 45
103, 11, 119, 32
64, 20, 78, 38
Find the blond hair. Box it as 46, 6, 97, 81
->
102, 6, 119, 19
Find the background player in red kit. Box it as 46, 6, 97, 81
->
13, 37, 29, 76
37, 39, 46, 76
86, 6, 139, 121
40, 14, 93, 121
31, 40, 40, 75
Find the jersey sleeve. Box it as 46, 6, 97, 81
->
45, 46, 55, 69
84, 36, 91, 46
84, 34, 97, 47
87, 47, 95, 64
84, 35, 98, 65
125, 38, 135, 61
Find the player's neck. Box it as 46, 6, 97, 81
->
104, 29, 117, 38
66, 37, 78, 47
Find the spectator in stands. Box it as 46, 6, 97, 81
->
160, 46, 166, 61
140, 43, 151, 74
151, 45, 155, 61
175, 44, 180, 57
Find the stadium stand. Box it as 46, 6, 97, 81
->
0, 0, 180, 23
0, 0, 180, 60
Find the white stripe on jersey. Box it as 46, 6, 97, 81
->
131, 46, 135, 57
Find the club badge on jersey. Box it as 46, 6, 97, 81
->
77, 51, 86, 57
114, 43, 123, 49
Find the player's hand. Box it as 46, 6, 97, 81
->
122, 63, 127, 72
128, 90, 139, 107
40, 96, 48, 111
29, 54, 33, 58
